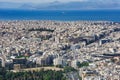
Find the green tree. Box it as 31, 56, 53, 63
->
77, 62, 89, 68
64, 66, 77, 73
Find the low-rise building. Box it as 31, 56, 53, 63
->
71, 60, 79, 69
53, 57, 62, 66
36, 55, 53, 66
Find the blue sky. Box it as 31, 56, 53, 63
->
0, 0, 119, 3
0, 0, 86, 3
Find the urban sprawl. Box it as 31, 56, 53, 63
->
0, 21, 120, 80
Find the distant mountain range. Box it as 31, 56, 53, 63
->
0, 0, 120, 10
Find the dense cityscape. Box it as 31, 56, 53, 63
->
0, 21, 120, 80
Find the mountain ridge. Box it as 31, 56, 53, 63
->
0, 1, 120, 10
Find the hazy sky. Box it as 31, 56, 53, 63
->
0, 0, 118, 4
0, 0, 86, 3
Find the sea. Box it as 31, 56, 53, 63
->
0, 9, 120, 22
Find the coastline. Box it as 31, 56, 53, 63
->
0, 20, 115, 22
